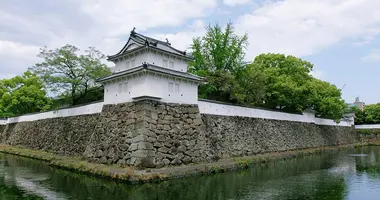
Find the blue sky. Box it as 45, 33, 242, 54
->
0, 0, 380, 104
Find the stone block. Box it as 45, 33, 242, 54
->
131, 150, 155, 158
185, 151, 194, 157
193, 118, 202, 126
132, 135, 148, 143
128, 143, 138, 151
158, 120, 170, 125
182, 140, 190, 147
163, 159, 170, 165
157, 135, 166, 142
163, 125, 171, 130
137, 142, 154, 150
178, 145, 186, 153
164, 115, 174, 120
183, 156, 192, 164
95, 150, 104, 158
176, 153, 184, 160
148, 137, 157, 143
188, 114, 197, 119
173, 140, 181, 147
156, 124, 164, 130
153, 142, 163, 148
171, 157, 182, 165
119, 144, 129, 151
156, 152, 166, 161
188, 107, 199, 114
169, 147, 177, 154
125, 119, 136, 126
158, 147, 169, 153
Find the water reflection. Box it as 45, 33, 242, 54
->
1, 147, 380, 199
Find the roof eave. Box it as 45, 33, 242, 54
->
97, 68, 203, 84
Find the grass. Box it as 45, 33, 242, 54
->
0, 145, 167, 183
1, 142, 380, 184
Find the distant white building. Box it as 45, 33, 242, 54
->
98, 28, 203, 104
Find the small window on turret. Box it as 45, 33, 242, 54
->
168, 82, 173, 93
163, 60, 168, 67
175, 83, 180, 93
123, 82, 128, 93
126, 61, 130, 69
118, 83, 123, 94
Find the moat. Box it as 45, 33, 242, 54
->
1, 146, 380, 200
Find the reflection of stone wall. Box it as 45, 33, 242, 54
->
1, 100, 358, 168
1, 115, 99, 156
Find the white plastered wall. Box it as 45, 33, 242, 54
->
5, 102, 104, 123
145, 74, 198, 104
355, 124, 380, 129
104, 73, 198, 105
198, 101, 354, 127
147, 52, 188, 72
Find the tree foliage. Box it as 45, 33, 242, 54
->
189, 22, 266, 103
247, 53, 346, 119
354, 104, 380, 124
0, 71, 51, 115
190, 23, 346, 120
29, 45, 111, 105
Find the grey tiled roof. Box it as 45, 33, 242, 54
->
97, 64, 203, 83
108, 30, 192, 60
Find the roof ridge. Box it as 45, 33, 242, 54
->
133, 32, 168, 45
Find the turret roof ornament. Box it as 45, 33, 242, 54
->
131, 27, 136, 36
166, 38, 171, 46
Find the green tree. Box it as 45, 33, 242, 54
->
0, 71, 51, 115
363, 103, 380, 124
248, 53, 314, 112
307, 78, 346, 120
29, 45, 111, 105
232, 64, 266, 106
189, 22, 262, 103
248, 53, 346, 119
353, 106, 366, 125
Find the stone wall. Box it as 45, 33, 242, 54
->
0, 125, 5, 138
356, 129, 380, 143
83, 101, 208, 168
0, 100, 358, 168
1, 114, 99, 156
202, 115, 357, 158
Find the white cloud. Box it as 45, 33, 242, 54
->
0, 40, 39, 58
0, 41, 41, 79
235, 0, 380, 59
362, 49, 380, 62
3, 0, 380, 81
0, 0, 217, 78
78, 0, 216, 36
150, 20, 206, 51
223, 0, 251, 6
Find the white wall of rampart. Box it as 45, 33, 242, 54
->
0, 100, 354, 127
355, 124, 380, 129
5, 102, 104, 124
198, 100, 354, 127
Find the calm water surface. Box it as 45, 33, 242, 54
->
1, 146, 380, 200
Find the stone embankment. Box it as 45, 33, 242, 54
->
1, 100, 358, 169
